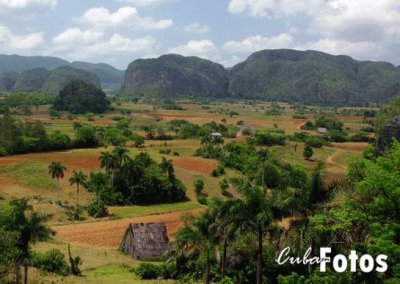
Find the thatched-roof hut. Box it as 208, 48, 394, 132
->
120, 223, 169, 260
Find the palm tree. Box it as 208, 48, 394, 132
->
277, 164, 334, 273
228, 178, 275, 284
99, 151, 119, 186
112, 146, 130, 166
2, 198, 54, 284
69, 170, 87, 207
211, 199, 240, 278
48, 161, 66, 205
173, 210, 218, 284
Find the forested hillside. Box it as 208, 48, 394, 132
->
121, 50, 400, 105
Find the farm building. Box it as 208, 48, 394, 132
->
120, 223, 169, 260
210, 132, 223, 137
317, 127, 327, 134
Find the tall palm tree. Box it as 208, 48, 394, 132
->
211, 199, 240, 278
173, 210, 219, 284
2, 198, 54, 284
69, 169, 87, 207
48, 161, 66, 205
112, 146, 130, 166
228, 178, 275, 284
277, 164, 334, 273
99, 151, 119, 186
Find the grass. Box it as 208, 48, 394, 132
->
0, 160, 54, 190
110, 201, 202, 219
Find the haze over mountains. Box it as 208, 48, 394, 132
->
1, 49, 400, 105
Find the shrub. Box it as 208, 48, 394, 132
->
194, 179, 205, 195
210, 169, 218, 177
252, 131, 286, 146
219, 178, 229, 194
303, 144, 313, 160
241, 126, 253, 136
87, 200, 108, 218
134, 263, 161, 280
197, 195, 208, 205
305, 136, 324, 148
66, 206, 84, 221
160, 263, 178, 279
30, 249, 70, 276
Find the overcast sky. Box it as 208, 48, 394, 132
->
0, 0, 399, 69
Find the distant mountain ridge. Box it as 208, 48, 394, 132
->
121, 54, 228, 97
1, 50, 400, 105
122, 50, 400, 105
0, 54, 123, 91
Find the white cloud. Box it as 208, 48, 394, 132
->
296, 38, 386, 61
184, 22, 210, 34
0, 0, 57, 15
223, 33, 294, 53
113, 0, 175, 7
228, 0, 324, 18
77, 6, 173, 30
53, 28, 103, 46
0, 0, 57, 9
0, 25, 43, 52
310, 0, 400, 43
48, 29, 158, 67
168, 40, 219, 61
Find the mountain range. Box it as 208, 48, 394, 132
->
1, 50, 400, 105
0, 55, 124, 92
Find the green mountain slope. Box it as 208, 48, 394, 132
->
13, 68, 51, 92
0, 71, 18, 92
228, 49, 400, 105
70, 61, 124, 91
0, 55, 124, 91
121, 54, 228, 97
0, 55, 68, 73
40, 66, 101, 95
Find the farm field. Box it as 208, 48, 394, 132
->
0, 101, 372, 283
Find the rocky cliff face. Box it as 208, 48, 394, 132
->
121, 54, 228, 97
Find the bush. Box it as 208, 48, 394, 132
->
305, 136, 324, 148
66, 206, 84, 221
30, 249, 70, 276
241, 126, 253, 136
134, 263, 161, 280
303, 144, 314, 160
252, 131, 286, 146
197, 195, 208, 205
160, 263, 178, 279
219, 178, 229, 194
194, 179, 205, 195
87, 200, 108, 218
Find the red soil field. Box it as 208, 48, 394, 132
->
0, 158, 17, 166
53, 209, 204, 248
69, 156, 100, 169
293, 119, 306, 129
173, 157, 217, 175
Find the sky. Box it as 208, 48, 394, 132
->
0, 0, 399, 69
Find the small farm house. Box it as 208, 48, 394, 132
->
120, 223, 169, 259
